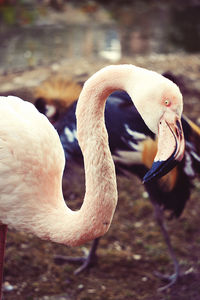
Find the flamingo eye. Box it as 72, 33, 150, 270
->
164, 99, 170, 106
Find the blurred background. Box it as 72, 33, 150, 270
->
0, 1, 200, 299
1, 0, 200, 98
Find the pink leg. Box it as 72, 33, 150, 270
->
0, 225, 7, 300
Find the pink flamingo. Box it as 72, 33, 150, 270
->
0, 64, 184, 298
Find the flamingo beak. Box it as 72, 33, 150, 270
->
143, 111, 185, 183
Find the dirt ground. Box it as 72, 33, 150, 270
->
0, 53, 199, 300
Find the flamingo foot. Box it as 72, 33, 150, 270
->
54, 238, 99, 275
155, 267, 194, 292
155, 271, 179, 292
54, 254, 97, 275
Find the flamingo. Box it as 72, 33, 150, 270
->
0, 64, 184, 298
34, 72, 196, 290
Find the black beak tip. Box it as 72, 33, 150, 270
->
143, 158, 178, 183
143, 161, 161, 183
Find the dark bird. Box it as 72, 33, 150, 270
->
34, 73, 199, 291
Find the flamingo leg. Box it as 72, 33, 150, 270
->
152, 202, 180, 291
0, 225, 7, 300
54, 238, 100, 275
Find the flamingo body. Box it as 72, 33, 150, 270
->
0, 97, 65, 236
0, 95, 117, 246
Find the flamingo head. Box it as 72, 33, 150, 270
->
132, 77, 185, 183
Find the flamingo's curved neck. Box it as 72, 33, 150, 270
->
43, 65, 151, 246
71, 65, 143, 245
